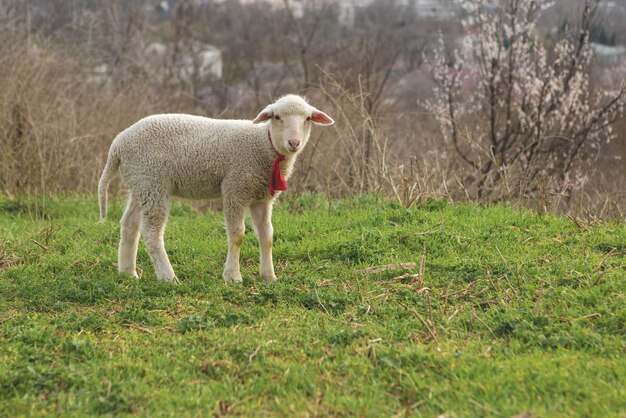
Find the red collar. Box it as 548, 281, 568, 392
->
267, 129, 278, 153
268, 129, 287, 196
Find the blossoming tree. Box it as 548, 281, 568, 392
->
426, 0, 625, 201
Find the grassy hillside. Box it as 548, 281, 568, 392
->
0, 194, 624, 417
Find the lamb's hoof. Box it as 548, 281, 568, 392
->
157, 275, 179, 285
119, 269, 139, 279
263, 275, 278, 284
223, 273, 243, 285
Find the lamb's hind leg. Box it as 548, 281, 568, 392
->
139, 192, 178, 283
222, 198, 245, 284
118, 194, 141, 277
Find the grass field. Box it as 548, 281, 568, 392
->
0, 194, 625, 417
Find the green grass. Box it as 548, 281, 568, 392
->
0, 194, 625, 417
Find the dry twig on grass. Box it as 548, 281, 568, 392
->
357, 262, 417, 275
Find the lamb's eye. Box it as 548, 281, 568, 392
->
306, 116, 311, 121
274, 115, 281, 120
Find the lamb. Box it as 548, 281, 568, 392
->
98, 94, 334, 284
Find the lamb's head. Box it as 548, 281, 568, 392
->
253, 95, 334, 156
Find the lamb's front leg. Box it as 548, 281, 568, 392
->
250, 201, 277, 282
223, 199, 246, 284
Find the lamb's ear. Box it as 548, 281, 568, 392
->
310, 108, 334, 126
253, 104, 273, 124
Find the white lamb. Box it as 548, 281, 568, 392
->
98, 94, 334, 284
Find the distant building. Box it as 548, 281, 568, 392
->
215, 0, 305, 18
337, 0, 460, 27
591, 42, 626, 66
159, 0, 462, 31
145, 41, 223, 84
413, 0, 459, 21
338, 1, 358, 27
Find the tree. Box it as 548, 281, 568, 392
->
425, 0, 625, 201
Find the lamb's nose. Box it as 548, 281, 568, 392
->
288, 139, 300, 149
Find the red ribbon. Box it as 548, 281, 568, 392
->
268, 129, 287, 196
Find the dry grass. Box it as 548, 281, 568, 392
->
0, 35, 196, 197
0, 33, 624, 220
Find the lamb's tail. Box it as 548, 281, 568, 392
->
98, 148, 121, 222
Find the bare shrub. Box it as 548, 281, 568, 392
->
288, 71, 453, 208
0, 36, 186, 196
